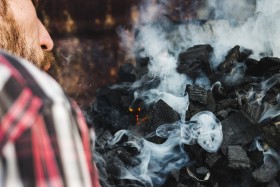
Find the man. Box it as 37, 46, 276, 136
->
0, 0, 54, 71
0, 0, 99, 186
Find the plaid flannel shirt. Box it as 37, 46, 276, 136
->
0, 50, 99, 187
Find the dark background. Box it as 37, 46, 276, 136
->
38, 0, 141, 35
37, 0, 142, 107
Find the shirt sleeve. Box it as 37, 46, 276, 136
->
0, 50, 99, 187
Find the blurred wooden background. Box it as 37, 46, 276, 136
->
38, 0, 141, 35
37, 0, 142, 107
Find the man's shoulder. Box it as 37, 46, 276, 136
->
0, 49, 38, 83
0, 49, 68, 105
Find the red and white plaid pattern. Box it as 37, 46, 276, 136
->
0, 51, 99, 187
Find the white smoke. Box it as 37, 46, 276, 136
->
118, 11, 192, 116
243, 74, 280, 122
108, 130, 189, 187
255, 138, 280, 166
203, 0, 256, 23
188, 111, 223, 153
132, 24, 191, 116
256, 0, 280, 15
184, 0, 280, 67
194, 72, 211, 90
224, 63, 247, 86
259, 94, 280, 123
156, 112, 223, 153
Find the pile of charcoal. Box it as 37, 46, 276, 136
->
85, 44, 280, 187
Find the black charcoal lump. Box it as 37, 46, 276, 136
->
186, 85, 208, 105
220, 112, 262, 154
227, 145, 250, 169
177, 44, 213, 78
218, 45, 240, 71
147, 99, 180, 135
252, 156, 280, 183
205, 153, 222, 168
245, 57, 280, 76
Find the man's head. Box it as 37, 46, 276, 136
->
0, 0, 54, 71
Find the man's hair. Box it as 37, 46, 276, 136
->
0, 0, 8, 16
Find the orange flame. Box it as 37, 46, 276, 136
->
129, 107, 134, 112
129, 107, 144, 125
136, 116, 150, 126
